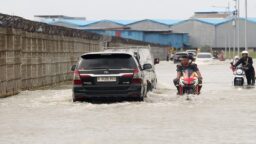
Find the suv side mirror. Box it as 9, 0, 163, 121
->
71, 65, 76, 71
143, 63, 153, 70
154, 58, 160, 65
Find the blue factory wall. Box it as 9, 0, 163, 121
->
143, 33, 189, 48
87, 30, 189, 48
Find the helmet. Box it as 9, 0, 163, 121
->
234, 56, 239, 59
241, 51, 249, 55
180, 54, 189, 60
180, 54, 190, 65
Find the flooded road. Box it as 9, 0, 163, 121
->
1, 61, 256, 144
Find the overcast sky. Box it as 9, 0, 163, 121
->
1, 0, 256, 20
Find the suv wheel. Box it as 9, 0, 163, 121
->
137, 96, 144, 101
147, 79, 157, 91
147, 82, 153, 92
137, 86, 147, 101
72, 94, 79, 102
72, 98, 77, 102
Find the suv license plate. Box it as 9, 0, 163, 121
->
97, 77, 116, 82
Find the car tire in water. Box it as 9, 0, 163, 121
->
72, 94, 80, 102
137, 86, 147, 101
147, 82, 153, 92
72, 98, 77, 102
147, 79, 157, 92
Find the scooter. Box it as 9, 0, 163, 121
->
178, 69, 201, 95
231, 65, 245, 86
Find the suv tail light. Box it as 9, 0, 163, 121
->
122, 73, 133, 78
132, 68, 142, 84
73, 70, 82, 85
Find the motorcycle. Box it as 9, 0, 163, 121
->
231, 65, 245, 86
178, 69, 201, 95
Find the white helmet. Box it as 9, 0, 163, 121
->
242, 50, 249, 55
234, 55, 239, 59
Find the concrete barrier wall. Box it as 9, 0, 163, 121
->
0, 27, 101, 97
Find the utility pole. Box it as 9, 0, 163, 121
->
237, 0, 240, 55
228, 30, 231, 59
245, 0, 248, 50
233, 19, 236, 57
232, 0, 238, 57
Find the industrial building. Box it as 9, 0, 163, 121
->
172, 17, 256, 50
36, 16, 187, 48
215, 18, 256, 50
84, 19, 188, 48
35, 12, 256, 51
171, 18, 227, 49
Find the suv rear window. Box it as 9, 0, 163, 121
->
79, 54, 137, 69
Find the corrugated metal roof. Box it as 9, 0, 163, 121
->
43, 17, 256, 28
151, 19, 182, 25
110, 20, 138, 25
124, 19, 182, 26
105, 19, 182, 26
214, 17, 256, 25
196, 18, 229, 25
129, 19, 167, 26
197, 17, 256, 25
172, 18, 232, 26
82, 20, 125, 27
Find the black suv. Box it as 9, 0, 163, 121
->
71, 52, 152, 102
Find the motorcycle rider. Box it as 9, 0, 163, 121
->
232, 56, 240, 65
233, 50, 255, 85
173, 54, 203, 93
230, 56, 241, 71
